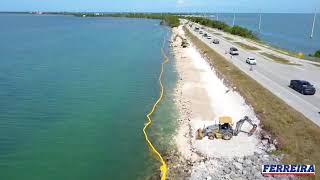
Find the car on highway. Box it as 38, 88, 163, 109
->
289, 80, 316, 95
207, 35, 212, 39
212, 39, 219, 44
194, 27, 199, 31
246, 57, 256, 65
229, 47, 239, 55
203, 33, 208, 37
199, 31, 203, 34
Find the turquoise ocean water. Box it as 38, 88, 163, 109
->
0, 14, 177, 180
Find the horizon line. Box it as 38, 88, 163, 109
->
0, 11, 317, 14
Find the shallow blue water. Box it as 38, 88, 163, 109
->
0, 14, 177, 180
208, 13, 320, 54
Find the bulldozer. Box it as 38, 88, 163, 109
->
196, 116, 257, 140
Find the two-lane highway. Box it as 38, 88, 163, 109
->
185, 23, 320, 126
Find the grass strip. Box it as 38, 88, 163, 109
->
260, 52, 301, 66
184, 27, 320, 178
235, 42, 260, 51
247, 39, 307, 59
304, 56, 320, 63
309, 63, 320, 68
223, 36, 234, 41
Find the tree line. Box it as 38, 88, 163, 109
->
72, 13, 180, 28
70, 13, 259, 40
184, 16, 259, 40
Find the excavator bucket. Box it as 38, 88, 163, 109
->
196, 128, 205, 140
248, 124, 257, 136
234, 116, 257, 136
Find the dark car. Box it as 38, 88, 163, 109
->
289, 80, 316, 95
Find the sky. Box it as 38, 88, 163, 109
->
0, 0, 319, 13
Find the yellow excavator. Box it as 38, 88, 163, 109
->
196, 116, 257, 140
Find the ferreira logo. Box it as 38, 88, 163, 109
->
262, 164, 315, 176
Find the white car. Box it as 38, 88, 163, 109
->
207, 35, 212, 39
246, 57, 256, 65
229, 47, 239, 55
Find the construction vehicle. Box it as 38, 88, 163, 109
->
181, 39, 189, 48
173, 34, 189, 48
196, 116, 257, 140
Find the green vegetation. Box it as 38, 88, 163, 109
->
260, 52, 300, 65
314, 50, 320, 58
270, 150, 283, 156
74, 13, 180, 27
184, 16, 258, 40
234, 42, 260, 50
267, 46, 301, 58
184, 27, 320, 178
230, 25, 258, 40
108, 13, 180, 27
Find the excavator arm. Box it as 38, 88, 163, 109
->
233, 116, 257, 136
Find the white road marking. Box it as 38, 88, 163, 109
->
294, 66, 305, 70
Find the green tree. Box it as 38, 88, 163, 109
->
229, 26, 258, 40
314, 50, 320, 58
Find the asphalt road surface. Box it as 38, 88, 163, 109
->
185, 23, 320, 126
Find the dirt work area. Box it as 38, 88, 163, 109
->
166, 26, 294, 180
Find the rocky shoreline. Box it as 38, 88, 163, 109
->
165, 26, 294, 180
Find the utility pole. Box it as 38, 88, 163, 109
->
310, 10, 317, 39
258, 13, 262, 31
232, 12, 236, 26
